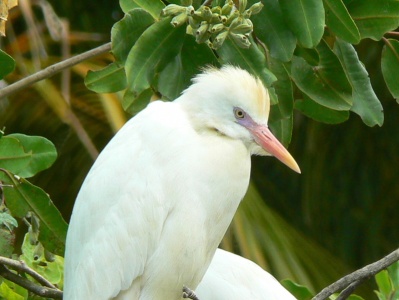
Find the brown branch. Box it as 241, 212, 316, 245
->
0, 264, 62, 299
0, 42, 111, 100
0, 256, 57, 289
313, 248, 399, 300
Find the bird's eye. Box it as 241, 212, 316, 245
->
234, 107, 245, 119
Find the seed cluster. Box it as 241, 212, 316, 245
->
161, 0, 263, 49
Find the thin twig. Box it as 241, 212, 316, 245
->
0, 256, 57, 289
0, 42, 111, 100
0, 264, 63, 299
313, 248, 399, 300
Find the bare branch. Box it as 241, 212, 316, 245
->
0, 264, 62, 299
0, 42, 111, 100
0, 256, 57, 289
313, 248, 399, 300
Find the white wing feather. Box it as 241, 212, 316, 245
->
196, 249, 297, 300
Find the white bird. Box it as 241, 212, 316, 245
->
63, 66, 300, 300
196, 249, 297, 300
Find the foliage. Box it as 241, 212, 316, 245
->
0, 0, 399, 299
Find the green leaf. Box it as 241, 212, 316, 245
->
279, 0, 325, 48
119, 0, 165, 19
217, 37, 278, 104
252, 0, 296, 62
295, 95, 349, 124
0, 50, 15, 80
158, 35, 219, 101
0, 281, 25, 300
291, 40, 353, 111
381, 39, 399, 102
323, 0, 360, 44
20, 233, 64, 286
123, 88, 154, 115
0, 137, 32, 175
346, 0, 399, 40
388, 261, 399, 289
85, 63, 127, 93
375, 270, 393, 296
269, 58, 294, 118
0, 170, 68, 255
0, 211, 18, 231
333, 39, 384, 127
124, 17, 186, 111
6, 134, 57, 178
268, 111, 293, 147
281, 279, 313, 300
0, 229, 15, 257
111, 9, 155, 64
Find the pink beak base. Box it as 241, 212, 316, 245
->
249, 125, 301, 174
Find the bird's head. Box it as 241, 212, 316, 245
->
177, 65, 300, 173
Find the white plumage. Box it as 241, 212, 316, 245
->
197, 249, 297, 300
63, 66, 300, 300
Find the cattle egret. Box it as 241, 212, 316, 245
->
197, 249, 297, 300
63, 66, 300, 300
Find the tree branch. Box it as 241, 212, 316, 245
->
313, 248, 399, 300
0, 264, 62, 299
0, 42, 111, 100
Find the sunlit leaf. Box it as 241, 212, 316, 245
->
6, 134, 57, 178
119, 0, 164, 19
252, 0, 296, 62
323, 0, 360, 44
85, 63, 127, 93
0, 281, 25, 300
346, 0, 399, 40
375, 270, 393, 296
334, 39, 384, 126
381, 39, 399, 102
279, 0, 325, 48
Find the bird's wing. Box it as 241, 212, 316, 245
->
63, 101, 189, 299
196, 249, 297, 300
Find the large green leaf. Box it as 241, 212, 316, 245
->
158, 35, 219, 101
0, 50, 15, 80
291, 40, 353, 111
346, 0, 399, 40
252, 0, 296, 62
0, 136, 31, 175
123, 88, 154, 115
323, 0, 360, 44
295, 95, 349, 124
85, 63, 127, 93
124, 17, 186, 112
0, 170, 68, 255
279, 0, 325, 48
7, 134, 57, 178
381, 39, 399, 102
217, 37, 278, 103
119, 0, 164, 19
334, 39, 384, 127
111, 9, 155, 64
268, 111, 293, 147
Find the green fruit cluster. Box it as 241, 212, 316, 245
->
161, 0, 263, 49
